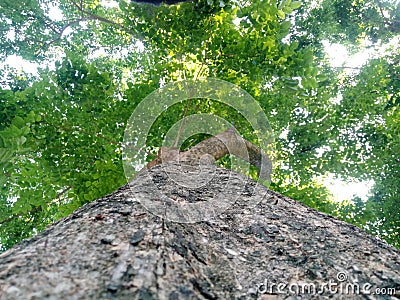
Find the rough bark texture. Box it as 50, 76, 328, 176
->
0, 164, 399, 300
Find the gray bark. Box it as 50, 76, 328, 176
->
0, 163, 399, 299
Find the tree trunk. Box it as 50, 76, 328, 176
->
0, 163, 399, 299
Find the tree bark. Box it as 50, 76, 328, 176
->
0, 163, 399, 299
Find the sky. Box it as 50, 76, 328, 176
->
2, 55, 40, 76
322, 174, 374, 202
322, 41, 372, 70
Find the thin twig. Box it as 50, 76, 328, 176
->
57, 185, 73, 199
173, 99, 192, 148
0, 206, 42, 225
68, 0, 136, 35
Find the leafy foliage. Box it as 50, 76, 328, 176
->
0, 0, 399, 250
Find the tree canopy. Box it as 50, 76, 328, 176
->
0, 0, 399, 251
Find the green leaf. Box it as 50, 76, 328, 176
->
0, 148, 14, 163
12, 116, 25, 128
290, 1, 301, 9
277, 10, 285, 19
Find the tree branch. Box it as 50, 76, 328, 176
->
375, 0, 400, 33
146, 128, 272, 181
0, 206, 42, 225
67, 0, 136, 36
57, 185, 73, 199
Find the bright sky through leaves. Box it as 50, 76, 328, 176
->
321, 41, 376, 202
